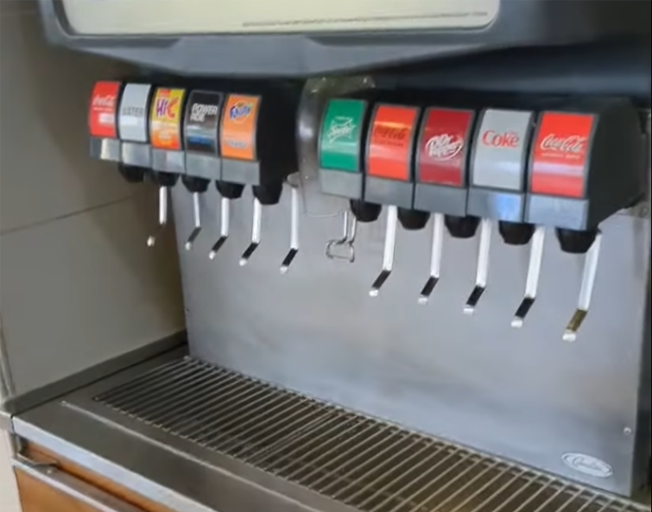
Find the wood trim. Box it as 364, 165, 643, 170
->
16, 470, 106, 512
20, 443, 176, 512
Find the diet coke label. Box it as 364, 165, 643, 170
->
481, 130, 520, 148
531, 112, 595, 198
471, 109, 533, 191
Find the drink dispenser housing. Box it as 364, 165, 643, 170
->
45, 0, 651, 501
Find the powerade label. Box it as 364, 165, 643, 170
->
149, 88, 185, 150
417, 108, 474, 187
367, 104, 420, 181
89, 81, 120, 138
184, 91, 222, 156
530, 112, 594, 198
319, 99, 366, 173
220, 94, 260, 161
118, 83, 151, 143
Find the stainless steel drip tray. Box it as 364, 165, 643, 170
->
13, 353, 651, 512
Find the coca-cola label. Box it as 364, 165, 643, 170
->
471, 109, 533, 191
417, 109, 474, 187
367, 104, 420, 181
540, 134, 587, 154
531, 112, 595, 198
89, 81, 120, 139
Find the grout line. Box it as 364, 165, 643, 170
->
0, 192, 142, 238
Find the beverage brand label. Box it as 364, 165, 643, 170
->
220, 94, 260, 161
184, 90, 222, 156
471, 109, 533, 191
530, 112, 594, 198
89, 81, 120, 139
118, 83, 152, 143
319, 99, 366, 173
367, 104, 420, 181
149, 88, 185, 150
417, 108, 474, 187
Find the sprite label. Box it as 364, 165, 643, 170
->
319, 99, 366, 173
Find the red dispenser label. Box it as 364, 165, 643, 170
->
89, 81, 120, 138
530, 112, 595, 198
417, 108, 474, 187
367, 105, 420, 181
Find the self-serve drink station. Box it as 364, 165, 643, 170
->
23, 0, 652, 510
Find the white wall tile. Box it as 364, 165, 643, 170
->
0, 188, 184, 395
0, 5, 136, 234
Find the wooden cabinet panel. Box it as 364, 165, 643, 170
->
16, 444, 176, 512
16, 470, 107, 512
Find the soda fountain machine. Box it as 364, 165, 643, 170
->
2, 1, 650, 511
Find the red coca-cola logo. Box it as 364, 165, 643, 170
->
482, 130, 520, 148
425, 133, 464, 160
374, 124, 409, 142
540, 134, 587, 154
92, 95, 116, 108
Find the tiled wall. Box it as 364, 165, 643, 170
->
0, 1, 185, 508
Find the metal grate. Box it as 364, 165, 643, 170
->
93, 357, 649, 512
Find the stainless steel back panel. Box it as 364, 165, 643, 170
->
170, 175, 650, 497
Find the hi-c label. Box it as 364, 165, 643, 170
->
89, 81, 121, 139
319, 99, 366, 173
530, 112, 594, 199
149, 88, 186, 150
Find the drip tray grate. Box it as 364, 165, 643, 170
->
93, 357, 647, 512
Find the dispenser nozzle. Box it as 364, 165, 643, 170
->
184, 192, 203, 251
209, 197, 231, 260
464, 218, 492, 314
370, 206, 398, 298
563, 231, 602, 342
147, 186, 169, 248
325, 210, 357, 263
418, 213, 445, 305
512, 226, 546, 328
280, 187, 301, 274
239, 198, 262, 266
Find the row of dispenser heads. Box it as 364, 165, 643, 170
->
88, 81, 646, 342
